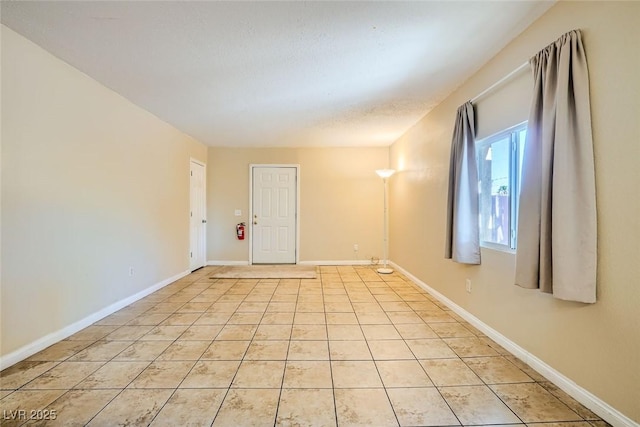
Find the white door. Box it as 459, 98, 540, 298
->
189, 161, 206, 271
252, 166, 297, 264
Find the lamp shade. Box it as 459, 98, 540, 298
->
376, 169, 396, 179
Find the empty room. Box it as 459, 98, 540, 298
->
1, 1, 638, 426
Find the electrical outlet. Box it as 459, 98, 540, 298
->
129, 267, 135, 277
353, 244, 359, 251
465, 279, 472, 293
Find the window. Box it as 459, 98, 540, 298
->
476, 123, 526, 250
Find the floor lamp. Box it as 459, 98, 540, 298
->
376, 169, 395, 274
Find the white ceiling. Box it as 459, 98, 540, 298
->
1, 1, 553, 148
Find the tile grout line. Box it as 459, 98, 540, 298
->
351, 268, 398, 426
371, 267, 467, 426
2, 266, 607, 427
209, 276, 261, 426
77, 275, 196, 426
74, 276, 194, 427
396, 294, 477, 427
143, 276, 224, 426
96, 273, 208, 425
273, 277, 301, 427
323, 269, 341, 427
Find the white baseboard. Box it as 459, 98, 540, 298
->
0, 269, 190, 371
207, 260, 250, 266
391, 261, 638, 427
298, 260, 374, 266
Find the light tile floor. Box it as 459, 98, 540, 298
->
0, 266, 609, 426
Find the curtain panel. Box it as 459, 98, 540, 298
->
445, 102, 481, 265
515, 30, 597, 303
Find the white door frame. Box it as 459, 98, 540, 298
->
249, 164, 300, 265
189, 158, 207, 271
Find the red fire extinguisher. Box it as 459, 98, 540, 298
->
236, 222, 246, 240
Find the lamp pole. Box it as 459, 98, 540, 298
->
376, 169, 395, 274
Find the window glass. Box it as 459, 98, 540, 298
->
476, 124, 526, 250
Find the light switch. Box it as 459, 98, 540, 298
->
234, 209, 242, 216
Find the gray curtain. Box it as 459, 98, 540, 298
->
445, 102, 481, 264
515, 30, 597, 303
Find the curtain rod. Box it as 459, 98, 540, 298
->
470, 61, 530, 103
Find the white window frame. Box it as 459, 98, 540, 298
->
476, 122, 527, 252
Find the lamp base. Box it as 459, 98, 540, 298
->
377, 267, 394, 274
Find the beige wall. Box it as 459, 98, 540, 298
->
389, 1, 640, 422
1, 26, 207, 357
207, 147, 389, 263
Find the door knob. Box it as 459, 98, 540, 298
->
202, 219, 207, 224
